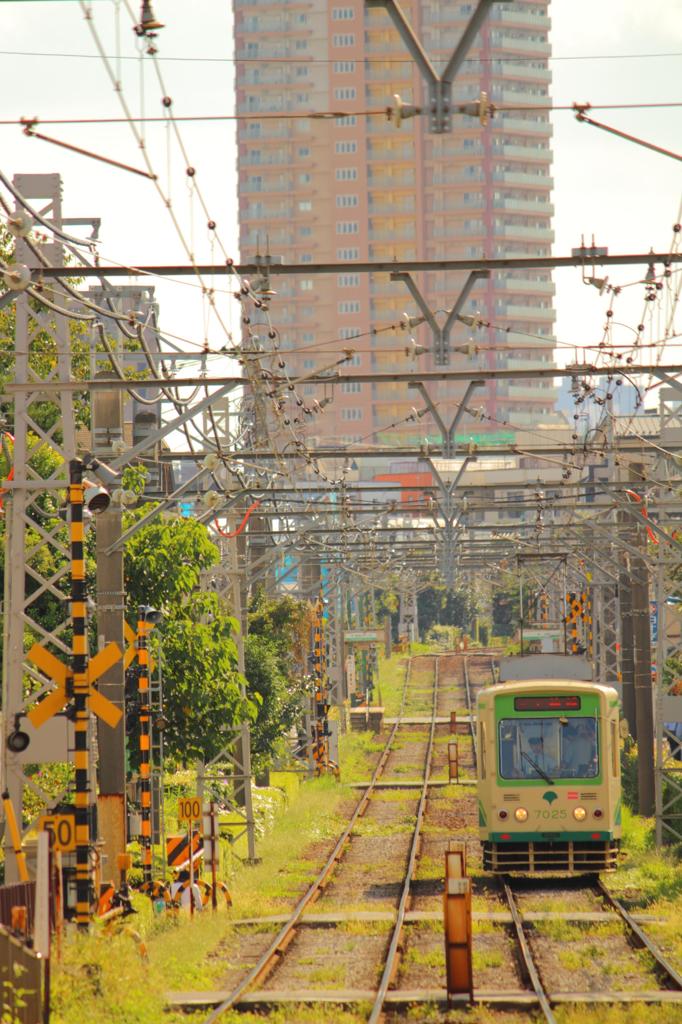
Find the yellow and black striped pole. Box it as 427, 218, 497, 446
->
137, 608, 153, 886
312, 592, 330, 775
1, 790, 29, 883
69, 459, 92, 930
565, 591, 581, 655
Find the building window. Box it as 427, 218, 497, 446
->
300, 253, 312, 263
336, 115, 357, 126
333, 60, 356, 73
332, 34, 355, 45
336, 221, 359, 234
341, 407, 362, 421
337, 247, 359, 259
295, 39, 307, 50
300, 280, 313, 291
303, 359, 315, 368
334, 87, 357, 101
335, 168, 358, 181
299, 200, 312, 211
336, 194, 359, 207
338, 300, 360, 313
298, 146, 310, 157
339, 326, 361, 339
332, 7, 354, 19
296, 66, 308, 77
299, 173, 311, 184
341, 381, 362, 393
300, 226, 312, 236
335, 140, 358, 154
346, 352, 361, 366
337, 273, 360, 286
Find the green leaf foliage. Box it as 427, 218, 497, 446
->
123, 513, 220, 611
158, 591, 255, 766
245, 633, 307, 772
245, 587, 312, 771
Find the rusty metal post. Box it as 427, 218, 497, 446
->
443, 842, 473, 1003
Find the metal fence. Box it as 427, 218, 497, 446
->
0, 924, 44, 1024
0, 881, 36, 930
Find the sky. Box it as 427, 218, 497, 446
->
1, 0, 681, 389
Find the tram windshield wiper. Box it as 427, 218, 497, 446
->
521, 750, 554, 785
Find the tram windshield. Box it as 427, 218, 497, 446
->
498, 717, 599, 780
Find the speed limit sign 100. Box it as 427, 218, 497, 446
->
178, 797, 202, 823
39, 813, 76, 852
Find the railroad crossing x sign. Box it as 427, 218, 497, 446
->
123, 621, 156, 672
26, 642, 123, 729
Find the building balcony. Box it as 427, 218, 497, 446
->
496, 278, 555, 294
367, 172, 416, 187
498, 304, 555, 321
491, 35, 551, 56
495, 225, 554, 241
495, 9, 551, 29
368, 199, 416, 215
498, 117, 553, 136
493, 198, 554, 215
496, 89, 551, 107
491, 144, 551, 162
367, 144, 415, 160
498, 64, 552, 83
494, 172, 553, 188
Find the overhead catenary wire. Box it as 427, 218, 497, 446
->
3, 99, 682, 128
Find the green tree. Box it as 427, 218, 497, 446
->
157, 592, 255, 766
245, 633, 306, 771
245, 588, 312, 769
123, 513, 220, 611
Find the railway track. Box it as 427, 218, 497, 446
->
500, 874, 682, 1022
196, 651, 448, 1023
170, 650, 682, 1022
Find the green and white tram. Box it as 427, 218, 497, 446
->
477, 656, 621, 873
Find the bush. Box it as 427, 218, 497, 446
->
621, 737, 638, 811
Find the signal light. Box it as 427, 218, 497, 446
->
514, 807, 528, 822
6, 715, 30, 753
573, 807, 587, 821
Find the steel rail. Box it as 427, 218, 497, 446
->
201, 655, 427, 1023
595, 878, 682, 990
500, 877, 557, 1024
368, 654, 441, 1023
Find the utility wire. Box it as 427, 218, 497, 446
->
4, 100, 682, 127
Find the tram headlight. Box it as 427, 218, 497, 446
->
514, 807, 528, 822
573, 806, 587, 821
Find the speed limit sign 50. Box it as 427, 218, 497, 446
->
38, 814, 76, 852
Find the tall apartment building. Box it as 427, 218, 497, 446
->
233, 0, 555, 450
